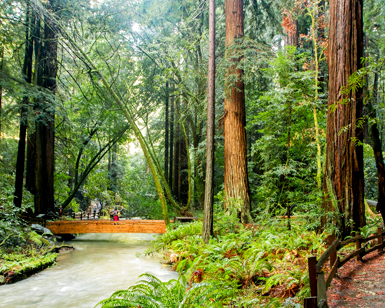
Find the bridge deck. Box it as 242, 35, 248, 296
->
46, 220, 167, 234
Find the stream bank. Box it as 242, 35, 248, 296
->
0, 233, 178, 308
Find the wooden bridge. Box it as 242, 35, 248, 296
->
46, 220, 167, 234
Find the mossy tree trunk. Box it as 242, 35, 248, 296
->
324, 0, 365, 237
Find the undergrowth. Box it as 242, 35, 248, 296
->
98, 213, 329, 307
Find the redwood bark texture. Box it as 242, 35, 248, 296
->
324, 0, 365, 236
35, 0, 58, 214
224, 0, 252, 223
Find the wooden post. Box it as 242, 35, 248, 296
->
304, 297, 317, 308
317, 271, 327, 305
378, 227, 383, 253
308, 256, 317, 297
80, 212, 83, 220
328, 234, 337, 267
356, 239, 362, 261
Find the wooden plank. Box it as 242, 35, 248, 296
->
304, 297, 317, 308
326, 258, 340, 288
316, 239, 340, 272
360, 234, 380, 244
339, 248, 365, 267
308, 256, 317, 297
340, 235, 362, 248
362, 243, 384, 256
317, 272, 327, 306
46, 220, 167, 234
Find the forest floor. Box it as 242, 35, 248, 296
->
327, 250, 385, 308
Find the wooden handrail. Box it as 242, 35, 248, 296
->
304, 226, 384, 308
315, 239, 340, 272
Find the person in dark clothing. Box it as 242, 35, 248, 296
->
69, 207, 73, 218
59, 206, 63, 217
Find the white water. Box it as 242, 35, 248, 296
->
0, 233, 178, 308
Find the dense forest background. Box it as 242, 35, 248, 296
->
1, 0, 385, 230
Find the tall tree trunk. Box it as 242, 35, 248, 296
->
169, 94, 174, 187
203, 0, 216, 243
179, 121, 189, 206
367, 72, 385, 223
14, 1, 34, 208
224, 0, 252, 223
164, 82, 169, 184
308, 3, 323, 189
109, 143, 118, 192
324, 0, 365, 237
173, 99, 180, 198
26, 13, 42, 195
35, 0, 58, 214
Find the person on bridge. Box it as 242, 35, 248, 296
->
113, 208, 119, 221
69, 207, 73, 218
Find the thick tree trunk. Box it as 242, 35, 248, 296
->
14, 2, 34, 208
35, 0, 58, 214
324, 0, 365, 236
224, 0, 252, 223
203, 0, 216, 243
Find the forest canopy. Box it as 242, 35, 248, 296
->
0, 0, 384, 234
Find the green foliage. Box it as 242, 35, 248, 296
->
96, 273, 187, 308
142, 214, 327, 307
249, 47, 323, 215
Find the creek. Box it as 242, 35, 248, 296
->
0, 233, 178, 308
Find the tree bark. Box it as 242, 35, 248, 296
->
169, 94, 174, 187
14, 1, 34, 208
173, 124, 180, 198
203, 0, 216, 243
26, 13, 42, 195
35, 0, 58, 214
367, 72, 385, 224
224, 0, 252, 223
324, 0, 365, 236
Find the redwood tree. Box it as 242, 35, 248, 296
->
224, 0, 252, 223
35, 0, 58, 215
14, 1, 34, 208
324, 0, 365, 236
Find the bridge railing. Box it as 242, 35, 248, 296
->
304, 227, 384, 308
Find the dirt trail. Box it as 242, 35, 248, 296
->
327, 251, 385, 308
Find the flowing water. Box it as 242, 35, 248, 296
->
0, 233, 178, 308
